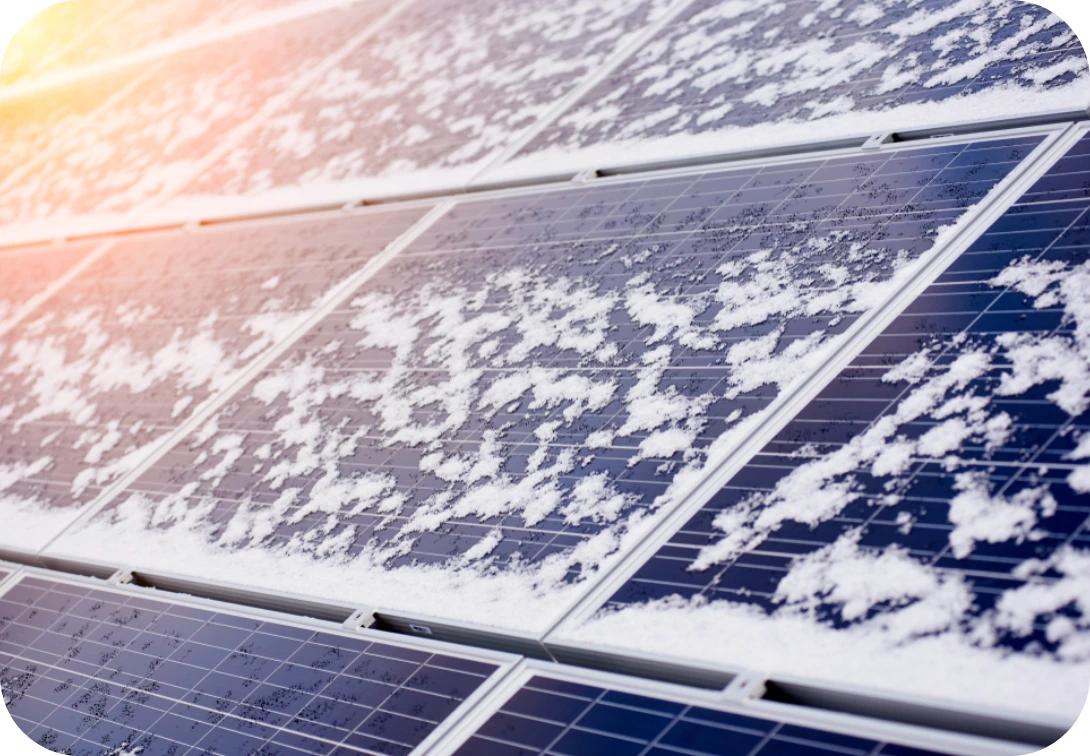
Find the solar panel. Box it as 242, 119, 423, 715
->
180, 0, 676, 206
0, 574, 503, 756
0, 204, 427, 552
48, 134, 1047, 635
0, 240, 101, 334
0, 3, 387, 234
449, 671, 953, 756
497, 0, 1088, 181
557, 128, 1090, 720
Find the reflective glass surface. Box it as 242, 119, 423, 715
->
455, 675, 950, 756
0, 576, 497, 756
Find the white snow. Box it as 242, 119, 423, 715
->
562, 253, 1090, 720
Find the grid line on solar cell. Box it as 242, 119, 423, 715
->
0, 575, 498, 756
602, 130, 1090, 662
42, 135, 1048, 632
452, 675, 952, 756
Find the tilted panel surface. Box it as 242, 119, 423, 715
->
0, 575, 498, 756
51, 136, 1044, 633
455, 675, 950, 756
499, 0, 1089, 180
0, 3, 387, 238
0, 205, 427, 552
0, 241, 100, 333
557, 132, 1090, 720
0, 66, 153, 226
178, 0, 675, 210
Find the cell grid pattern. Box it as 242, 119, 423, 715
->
0, 205, 425, 551
610, 132, 1090, 658
84, 136, 1042, 590
454, 675, 948, 756
0, 576, 497, 756
523, 0, 1086, 161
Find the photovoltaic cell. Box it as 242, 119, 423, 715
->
181, 0, 674, 205
454, 675, 950, 756
503, 0, 1087, 179
0, 205, 426, 552
572, 131, 1090, 717
50, 136, 1044, 632
0, 240, 100, 333
0, 575, 498, 756
0, 3, 386, 231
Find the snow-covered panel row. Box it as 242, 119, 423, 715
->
494, 0, 1090, 181
174, 0, 676, 214
0, 2, 387, 243
0, 204, 428, 553
49, 135, 1044, 638
449, 671, 954, 756
555, 131, 1090, 722
0, 574, 502, 756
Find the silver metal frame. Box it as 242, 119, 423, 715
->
0, 567, 520, 756
423, 660, 1040, 756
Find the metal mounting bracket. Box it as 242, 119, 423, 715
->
862, 132, 897, 150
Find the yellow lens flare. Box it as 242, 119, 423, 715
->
0, 0, 73, 80
1, 1, 82, 84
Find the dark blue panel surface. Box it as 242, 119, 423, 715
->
611, 132, 1090, 658
454, 675, 952, 756
523, 0, 1084, 164
66, 136, 1044, 619
0, 576, 496, 756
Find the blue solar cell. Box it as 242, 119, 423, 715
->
515, 0, 1085, 174
0, 205, 426, 553
594, 130, 1090, 709
0, 575, 498, 756
54, 136, 1045, 630
453, 675, 953, 756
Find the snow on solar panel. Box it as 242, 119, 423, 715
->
492, 0, 1090, 183
47, 134, 1046, 635
0, 67, 156, 233
0, 240, 101, 335
173, 0, 677, 213
0, 574, 502, 756
0, 2, 387, 241
450, 672, 953, 756
0, 204, 427, 553
551, 129, 1090, 721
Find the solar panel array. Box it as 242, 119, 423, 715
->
45, 135, 1043, 634
456, 674, 950, 756
2, 0, 1090, 754
0, 575, 500, 756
